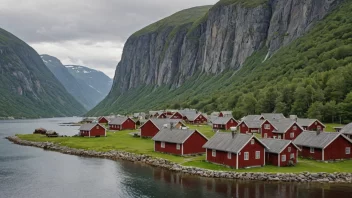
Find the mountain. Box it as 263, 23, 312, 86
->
41, 55, 112, 110
88, 0, 352, 123
0, 28, 86, 118
65, 65, 113, 98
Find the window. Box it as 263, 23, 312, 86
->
230, 120, 233, 123
273, 136, 277, 139
251, 139, 255, 145
255, 151, 260, 159
244, 152, 249, 160
176, 144, 180, 150
317, 126, 321, 130
96, 126, 99, 129
290, 133, 294, 138
264, 133, 268, 138
288, 147, 291, 152
310, 147, 314, 153
315, 122, 318, 125
264, 124, 270, 129
227, 152, 232, 159
293, 126, 297, 130
161, 142, 165, 148
346, 147, 351, 154
282, 155, 286, 162
214, 124, 217, 127
290, 153, 295, 159
242, 124, 245, 127
212, 150, 216, 157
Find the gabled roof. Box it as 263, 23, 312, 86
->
212, 117, 236, 125
141, 118, 185, 130
261, 138, 300, 154
211, 112, 220, 116
79, 123, 105, 131
242, 115, 263, 121
179, 109, 197, 115
270, 119, 303, 134
109, 117, 132, 125
297, 118, 326, 127
152, 129, 206, 144
239, 120, 265, 129
220, 111, 233, 115
261, 113, 286, 121
340, 123, 352, 135
203, 132, 268, 154
293, 131, 352, 149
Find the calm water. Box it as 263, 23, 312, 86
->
0, 118, 351, 198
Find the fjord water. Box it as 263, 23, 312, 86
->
0, 118, 351, 198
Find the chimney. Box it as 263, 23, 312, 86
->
232, 131, 235, 139
316, 128, 321, 135
170, 122, 174, 130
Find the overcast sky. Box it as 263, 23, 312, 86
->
0, 0, 217, 78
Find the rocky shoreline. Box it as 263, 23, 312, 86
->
6, 136, 352, 183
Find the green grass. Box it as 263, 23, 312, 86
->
214, 0, 268, 8
325, 123, 344, 132
16, 128, 352, 173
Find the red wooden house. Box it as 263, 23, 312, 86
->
98, 116, 109, 124
219, 111, 232, 117
212, 117, 239, 130
184, 113, 207, 125
152, 129, 208, 155
79, 123, 106, 137
158, 112, 169, 119
297, 118, 325, 131
109, 117, 136, 131
261, 139, 301, 167
203, 132, 268, 169
238, 120, 264, 134
170, 112, 183, 119
140, 119, 186, 138
293, 131, 352, 161
261, 119, 304, 140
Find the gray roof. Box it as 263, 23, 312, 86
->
149, 118, 184, 130
340, 123, 352, 135
243, 115, 263, 121
182, 112, 198, 120
242, 120, 264, 128
270, 120, 296, 133
261, 113, 286, 121
203, 132, 267, 153
221, 111, 233, 115
79, 123, 102, 131
212, 117, 235, 125
152, 129, 201, 144
261, 138, 293, 154
296, 118, 321, 127
109, 117, 130, 125
179, 109, 197, 115
293, 131, 350, 148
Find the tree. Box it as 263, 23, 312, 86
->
307, 102, 324, 120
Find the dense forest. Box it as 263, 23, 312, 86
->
89, 1, 352, 123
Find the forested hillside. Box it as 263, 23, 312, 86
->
88, 0, 352, 123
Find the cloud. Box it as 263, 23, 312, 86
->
0, 0, 218, 77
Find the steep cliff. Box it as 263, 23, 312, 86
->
0, 28, 86, 118
88, 0, 347, 116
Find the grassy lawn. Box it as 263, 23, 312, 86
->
325, 123, 344, 132
16, 128, 352, 173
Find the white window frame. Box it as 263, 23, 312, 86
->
212, 150, 216, 157
227, 152, 232, 159
282, 154, 286, 162
293, 126, 297, 130
310, 147, 314, 153
317, 126, 321, 130
242, 124, 245, 127
264, 124, 270, 130
244, 152, 249, 160
346, 147, 351, 154
290, 133, 294, 138
290, 153, 295, 159
161, 142, 165, 148
264, 133, 268, 138
96, 126, 99, 129
288, 147, 291, 152
251, 139, 255, 145
255, 151, 260, 159
176, 144, 180, 150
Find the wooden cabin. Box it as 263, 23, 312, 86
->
79, 123, 106, 137
109, 117, 136, 131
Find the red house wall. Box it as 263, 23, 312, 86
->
99, 117, 109, 124
183, 132, 207, 154
238, 138, 265, 168
206, 149, 237, 167
170, 112, 183, 119
265, 153, 279, 166
239, 123, 249, 134
261, 120, 275, 138
141, 121, 159, 137
213, 124, 226, 130
300, 146, 322, 160
155, 141, 182, 155
219, 112, 224, 117
324, 136, 352, 160
90, 124, 106, 137
121, 118, 136, 130
109, 124, 121, 130
278, 144, 298, 166
283, 123, 303, 140
225, 119, 238, 130
193, 115, 207, 124
307, 121, 325, 131
158, 113, 167, 119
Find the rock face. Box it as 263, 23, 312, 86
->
0, 28, 86, 118
110, 0, 342, 93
